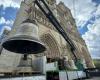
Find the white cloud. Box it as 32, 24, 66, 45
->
0, 26, 11, 36
82, 18, 100, 59
57, 0, 97, 28
5, 20, 14, 25
95, 5, 100, 18
0, 0, 22, 8
4, 26, 11, 31
0, 17, 5, 24
0, 17, 14, 25
0, 17, 13, 36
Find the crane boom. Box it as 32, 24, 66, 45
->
34, 0, 77, 60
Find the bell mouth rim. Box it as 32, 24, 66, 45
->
2, 36, 46, 54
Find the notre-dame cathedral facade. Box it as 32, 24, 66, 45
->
0, 0, 95, 73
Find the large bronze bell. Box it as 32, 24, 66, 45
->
1, 19, 46, 54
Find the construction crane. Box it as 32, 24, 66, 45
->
34, 0, 77, 61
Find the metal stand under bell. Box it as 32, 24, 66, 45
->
8, 54, 42, 77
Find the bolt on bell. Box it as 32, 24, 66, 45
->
1, 19, 46, 54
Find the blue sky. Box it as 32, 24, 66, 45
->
0, 6, 18, 33
0, 0, 100, 59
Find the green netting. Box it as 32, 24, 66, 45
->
75, 59, 84, 70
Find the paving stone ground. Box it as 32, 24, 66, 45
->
85, 77, 100, 80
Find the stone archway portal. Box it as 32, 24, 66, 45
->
41, 33, 61, 59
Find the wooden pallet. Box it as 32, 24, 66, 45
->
0, 71, 42, 78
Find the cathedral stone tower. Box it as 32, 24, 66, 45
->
0, 0, 95, 73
